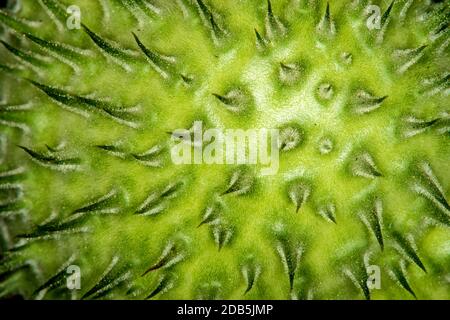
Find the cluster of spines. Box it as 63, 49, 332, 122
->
0, 0, 448, 299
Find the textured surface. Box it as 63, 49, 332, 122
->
0, 0, 449, 299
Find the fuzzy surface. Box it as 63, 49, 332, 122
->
0, 0, 449, 299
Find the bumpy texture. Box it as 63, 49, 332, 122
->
0, 0, 449, 300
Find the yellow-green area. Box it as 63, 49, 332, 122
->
0, 0, 449, 299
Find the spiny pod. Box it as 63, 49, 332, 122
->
0, 0, 448, 300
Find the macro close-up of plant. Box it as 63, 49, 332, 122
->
0, 0, 449, 300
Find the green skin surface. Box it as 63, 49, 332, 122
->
0, 0, 449, 299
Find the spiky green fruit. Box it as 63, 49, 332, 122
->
0, 0, 449, 300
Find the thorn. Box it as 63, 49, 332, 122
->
267, 0, 273, 17
212, 93, 231, 105
381, 1, 395, 26
254, 28, 267, 48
